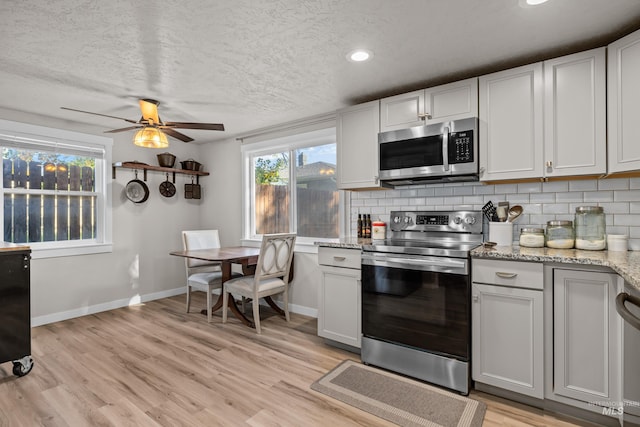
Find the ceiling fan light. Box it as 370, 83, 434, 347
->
133, 126, 169, 148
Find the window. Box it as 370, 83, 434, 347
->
0, 119, 112, 258
242, 126, 342, 244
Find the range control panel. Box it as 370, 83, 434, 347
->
389, 210, 483, 234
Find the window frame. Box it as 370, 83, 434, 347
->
241, 126, 346, 250
0, 119, 113, 259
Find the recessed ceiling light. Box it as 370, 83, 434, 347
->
347, 49, 373, 62
526, 0, 549, 5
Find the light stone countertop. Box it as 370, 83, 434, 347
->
317, 239, 640, 292
471, 245, 640, 292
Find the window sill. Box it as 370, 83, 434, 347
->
240, 238, 320, 254
29, 242, 113, 259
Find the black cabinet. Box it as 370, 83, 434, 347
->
0, 248, 33, 376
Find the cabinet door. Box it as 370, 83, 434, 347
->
318, 265, 361, 348
472, 283, 544, 398
0, 251, 31, 363
608, 29, 640, 173
379, 90, 424, 132
479, 63, 544, 181
544, 48, 606, 178
336, 100, 381, 189
423, 77, 478, 124
553, 269, 619, 404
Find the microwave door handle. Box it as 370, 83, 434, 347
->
443, 127, 449, 171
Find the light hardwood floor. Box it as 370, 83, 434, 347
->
0, 293, 599, 426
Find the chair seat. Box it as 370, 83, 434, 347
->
224, 276, 285, 297
188, 271, 223, 287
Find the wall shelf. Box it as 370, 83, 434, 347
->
112, 162, 209, 183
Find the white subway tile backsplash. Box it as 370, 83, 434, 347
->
494, 184, 518, 194
434, 187, 454, 196
556, 192, 585, 203
530, 192, 556, 203
347, 179, 640, 250
543, 203, 569, 214
583, 191, 614, 202
569, 180, 598, 191
614, 215, 640, 227
542, 181, 569, 192
598, 178, 629, 191
517, 182, 542, 193
615, 190, 640, 202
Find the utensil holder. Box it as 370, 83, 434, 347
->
489, 222, 514, 246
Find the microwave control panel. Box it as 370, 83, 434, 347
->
449, 130, 474, 163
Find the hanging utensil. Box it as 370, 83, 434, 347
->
125, 170, 149, 203
185, 176, 201, 199
159, 173, 176, 198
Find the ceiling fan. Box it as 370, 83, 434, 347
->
61, 98, 225, 143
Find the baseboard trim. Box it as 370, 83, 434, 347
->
31, 288, 317, 327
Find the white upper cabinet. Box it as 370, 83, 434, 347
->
608, 29, 640, 173
336, 100, 381, 189
479, 63, 544, 181
379, 78, 478, 132
544, 48, 606, 178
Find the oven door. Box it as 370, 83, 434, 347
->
361, 252, 470, 360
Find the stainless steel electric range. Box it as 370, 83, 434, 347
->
361, 210, 483, 395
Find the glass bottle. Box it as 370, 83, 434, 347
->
574, 206, 606, 250
357, 214, 363, 238
545, 220, 575, 249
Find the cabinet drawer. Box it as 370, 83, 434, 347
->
318, 247, 361, 269
472, 259, 543, 289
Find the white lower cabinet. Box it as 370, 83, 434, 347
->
317, 247, 361, 348
472, 259, 544, 398
550, 268, 620, 407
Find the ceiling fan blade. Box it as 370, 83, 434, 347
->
162, 128, 194, 142
139, 99, 160, 124
60, 107, 139, 124
163, 122, 225, 131
104, 125, 143, 133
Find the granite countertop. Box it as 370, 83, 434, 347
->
472, 245, 640, 291
318, 239, 640, 292
0, 242, 30, 252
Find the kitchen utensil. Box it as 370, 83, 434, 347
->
506, 205, 523, 223
185, 176, 201, 199
497, 201, 510, 222
482, 201, 497, 221
157, 152, 176, 168
125, 171, 149, 203
482, 241, 497, 248
180, 159, 201, 171
159, 173, 176, 197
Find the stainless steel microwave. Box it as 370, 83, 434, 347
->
378, 117, 478, 187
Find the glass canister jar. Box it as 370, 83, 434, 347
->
546, 220, 575, 249
519, 228, 545, 248
574, 206, 606, 250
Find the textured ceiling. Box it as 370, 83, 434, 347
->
2, 0, 640, 143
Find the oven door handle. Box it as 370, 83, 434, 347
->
616, 292, 640, 331
361, 253, 467, 272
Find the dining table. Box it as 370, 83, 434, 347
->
169, 246, 287, 328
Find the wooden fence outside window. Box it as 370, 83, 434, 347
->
2, 159, 96, 243
255, 184, 338, 238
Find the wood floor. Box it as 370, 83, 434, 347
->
0, 293, 598, 426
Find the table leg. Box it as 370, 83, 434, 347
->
265, 296, 285, 316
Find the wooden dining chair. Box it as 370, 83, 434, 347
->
222, 233, 296, 334
182, 229, 224, 323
